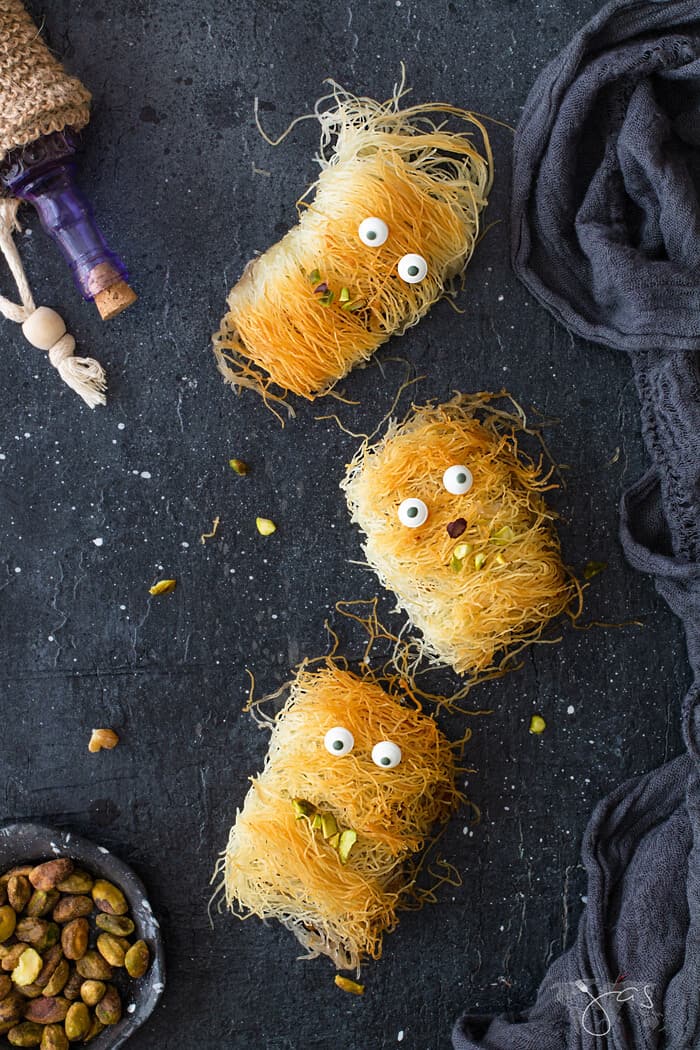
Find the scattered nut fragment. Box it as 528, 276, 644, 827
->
79, 980, 106, 1007
334, 974, 365, 995
228, 457, 249, 475
255, 516, 276, 536
64, 1001, 91, 1041
529, 714, 547, 735
148, 578, 176, 596
29, 861, 73, 892
87, 728, 119, 754
61, 918, 88, 962
124, 939, 150, 979
91, 879, 127, 916
11, 948, 43, 988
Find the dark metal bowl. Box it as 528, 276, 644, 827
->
0, 823, 164, 1049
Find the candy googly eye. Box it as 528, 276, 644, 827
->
358, 217, 389, 247
398, 497, 428, 528
324, 727, 355, 756
443, 465, 473, 495
371, 741, 402, 769
397, 253, 428, 283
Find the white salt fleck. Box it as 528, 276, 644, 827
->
181, 541, 189, 548
127, 1003, 136, 1014
14, 566, 21, 573
119, 605, 126, 611
567, 704, 575, 714
23, 432, 30, 438
0, 453, 5, 460
140, 471, 152, 479
92, 538, 104, 547
582, 895, 588, 904
117, 422, 126, 430
497, 294, 504, 302
398, 1034, 404, 1043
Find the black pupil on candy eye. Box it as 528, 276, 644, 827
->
380, 756, 391, 766
332, 739, 344, 751
407, 265, 419, 276
457, 472, 467, 484
366, 230, 377, 240
407, 506, 418, 518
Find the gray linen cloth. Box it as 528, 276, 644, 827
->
454, 2, 700, 1047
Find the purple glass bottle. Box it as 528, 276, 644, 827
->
1, 130, 136, 319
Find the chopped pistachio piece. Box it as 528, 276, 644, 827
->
583, 560, 607, 580
492, 525, 515, 543
291, 800, 315, 820
229, 458, 249, 476
338, 829, 357, 864
321, 813, 338, 840
450, 554, 463, 573
255, 517, 276, 536
311, 814, 323, 831
474, 552, 486, 570
494, 553, 507, 566
328, 833, 341, 849
149, 579, 176, 596
529, 714, 546, 735
308, 269, 321, 284
453, 542, 471, 560
319, 290, 334, 306
334, 975, 364, 995
339, 287, 350, 303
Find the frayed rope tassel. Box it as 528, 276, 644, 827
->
0, 198, 106, 407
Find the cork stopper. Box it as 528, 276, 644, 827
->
94, 279, 137, 320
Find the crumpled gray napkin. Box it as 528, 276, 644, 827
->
454, 2, 700, 1047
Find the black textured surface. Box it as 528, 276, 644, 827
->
0, 3, 688, 1049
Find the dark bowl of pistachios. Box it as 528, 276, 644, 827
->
0, 823, 164, 1049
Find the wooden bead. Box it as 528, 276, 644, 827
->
22, 306, 67, 350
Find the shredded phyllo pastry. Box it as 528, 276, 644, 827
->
342, 393, 581, 679
215, 663, 463, 971
213, 75, 492, 415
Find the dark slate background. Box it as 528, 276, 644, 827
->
0, 1, 689, 1048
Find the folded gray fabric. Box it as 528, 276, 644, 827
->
454, 3, 700, 1047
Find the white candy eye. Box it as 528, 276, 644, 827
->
372, 741, 402, 769
443, 465, 473, 495
397, 253, 428, 283
358, 217, 389, 247
324, 727, 354, 757
398, 497, 428, 528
